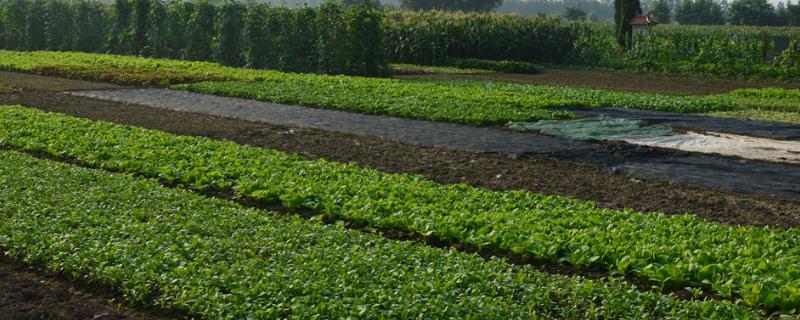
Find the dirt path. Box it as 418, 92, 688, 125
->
2, 72, 800, 229
0, 255, 172, 320
397, 68, 800, 95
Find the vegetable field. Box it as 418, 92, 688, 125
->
1, 2, 800, 318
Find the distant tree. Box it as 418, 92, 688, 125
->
400, 0, 503, 12
674, 0, 725, 24
650, 0, 672, 22
497, 0, 616, 22
588, 11, 600, 21
789, 1, 800, 25
615, 0, 641, 47
729, 0, 776, 25
776, 2, 790, 25
564, 5, 588, 19
341, 0, 381, 6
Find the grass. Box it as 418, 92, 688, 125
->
3, 105, 800, 313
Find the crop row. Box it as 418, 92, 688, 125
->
5, 50, 800, 123
7, 51, 800, 124
1, 150, 759, 318
2, 105, 800, 313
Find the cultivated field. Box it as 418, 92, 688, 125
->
1, 1, 800, 319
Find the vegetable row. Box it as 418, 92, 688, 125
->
2, 105, 800, 312
0, 150, 757, 318
3, 51, 799, 124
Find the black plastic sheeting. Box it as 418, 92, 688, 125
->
568, 107, 800, 141
68, 89, 800, 200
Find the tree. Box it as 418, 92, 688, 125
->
400, 0, 503, 12
788, 1, 800, 25
729, 0, 776, 25
776, 2, 790, 25
650, 0, 672, 23
614, 0, 641, 47
564, 5, 588, 20
674, 0, 725, 24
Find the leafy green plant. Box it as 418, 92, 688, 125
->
3, 105, 800, 313
0, 149, 757, 318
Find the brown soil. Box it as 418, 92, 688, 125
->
396, 68, 800, 96
2, 72, 800, 230
0, 254, 174, 320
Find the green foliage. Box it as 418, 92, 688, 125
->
107, 0, 132, 53
730, 0, 777, 26
0, 0, 385, 76
649, 0, 672, 24
614, 0, 640, 48
2, 0, 27, 50
564, 5, 587, 21
129, 0, 149, 55
183, 0, 214, 61
383, 11, 579, 65
242, 3, 272, 68
72, 0, 106, 52
43, 0, 74, 51
3, 105, 800, 313
674, 0, 725, 24
213, 0, 244, 66
23, 0, 43, 50
0, 149, 758, 318
400, 0, 503, 12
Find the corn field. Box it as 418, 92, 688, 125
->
0, 0, 387, 76
1, 0, 799, 80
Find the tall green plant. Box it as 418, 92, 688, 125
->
242, 3, 273, 68
44, 0, 74, 51
24, 0, 44, 50
73, 0, 106, 52
214, 0, 244, 66
614, 0, 641, 48
107, 0, 132, 54
183, 0, 214, 61
130, 0, 149, 55
345, 2, 386, 76
164, 0, 192, 59
3, 0, 28, 50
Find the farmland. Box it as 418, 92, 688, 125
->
1, 0, 800, 319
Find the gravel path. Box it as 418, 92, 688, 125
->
67, 88, 800, 200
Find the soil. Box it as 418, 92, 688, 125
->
0, 254, 175, 320
1, 72, 800, 230
395, 68, 800, 96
